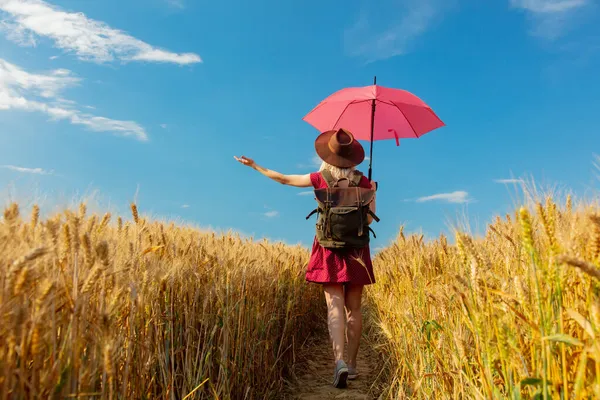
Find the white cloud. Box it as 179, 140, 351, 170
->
49, 55, 58, 60
165, 0, 185, 9
298, 154, 323, 170
0, 59, 80, 98
494, 178, 524, 184
264, 210, 279, 218
415, 191, 471, 204
0, 0, 201, 65
160, 123, 168, 129
511, 0, 587, 13
71, 115, 147, 139
344, 0, 449, 62
0, 58, 147, 140
1, 164, 52, 174
297, 191, 314, 196
181, 204, 190, 208
510, 0, 591, 40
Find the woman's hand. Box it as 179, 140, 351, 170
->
234, 155, 312, 187
234, 155, 256, 168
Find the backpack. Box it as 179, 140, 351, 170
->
305, 170, 380, 249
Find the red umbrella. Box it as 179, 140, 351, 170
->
303, 77, 444, 181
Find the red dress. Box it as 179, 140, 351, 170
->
305, 172, 376, 286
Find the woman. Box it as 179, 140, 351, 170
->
234, 128, 376, 389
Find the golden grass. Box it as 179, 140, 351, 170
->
0, 202, 322, 399
367, 197, 600, 399
5, 190, 600, 399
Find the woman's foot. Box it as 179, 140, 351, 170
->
348, 365, 359, 380
332, 360, 349, 388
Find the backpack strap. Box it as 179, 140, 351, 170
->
367, 209, 380, 222
320, 170, 335, 188
368, 226, 377, 238
349, 171, 363, 187
305, 208, 318, 220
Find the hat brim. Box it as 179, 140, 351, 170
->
314, 130, 365, 168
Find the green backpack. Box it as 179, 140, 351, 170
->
305, 170, 380, 249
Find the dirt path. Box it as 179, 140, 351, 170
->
284, 330, 383, 400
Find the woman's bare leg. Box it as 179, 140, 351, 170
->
323, 284, 346, 363
344, 284, 364, 369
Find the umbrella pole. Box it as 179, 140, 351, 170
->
368, 76, 376, 183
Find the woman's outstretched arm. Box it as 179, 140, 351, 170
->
234, 155, 312, 187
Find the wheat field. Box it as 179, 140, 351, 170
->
1, 193, 600, 399
0, 202, 323, 399
367, 195, 600, 399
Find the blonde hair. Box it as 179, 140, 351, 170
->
318, 161, 359, 181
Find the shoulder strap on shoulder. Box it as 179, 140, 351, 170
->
320, 170, 335, 188
350, 171, 363, 187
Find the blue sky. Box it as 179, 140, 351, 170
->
1, 0, 599, 250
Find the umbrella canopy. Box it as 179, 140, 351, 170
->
303, 84, 444, 141
302, 78, 444, 181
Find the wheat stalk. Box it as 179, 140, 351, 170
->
557, 255, 600, 281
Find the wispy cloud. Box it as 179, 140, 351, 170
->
181, 204, 190, 208
297, 191, 314, 196
160, 123, 168, 129
264, 210, 279, 218
494, 178, 524, 184
312, 155, 322, 167
0, 0, 201, 65
165, 0, 185, 9
344, 0, 449, 63
510, 0, 591, 40
511, 0, 587, 13
0, 60, 80, 97
297, 154, 323, 170
0, 58, 147, 140
414, 191, 471, 204
1, 164, 52, 174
